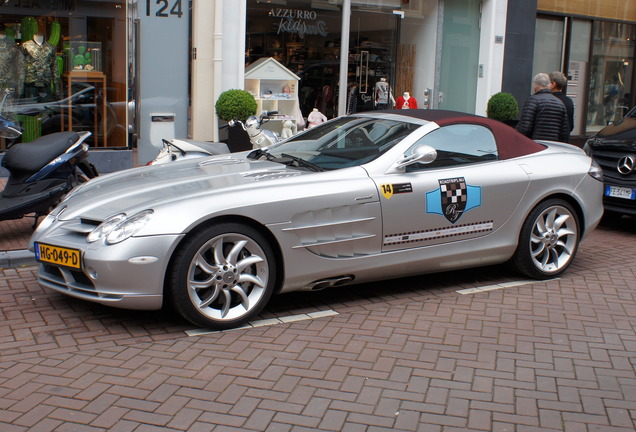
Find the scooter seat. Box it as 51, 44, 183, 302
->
2, 132, 81, 173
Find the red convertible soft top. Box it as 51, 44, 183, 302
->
375, 109, 547, 160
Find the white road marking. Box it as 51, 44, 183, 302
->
185, 309, 339, 336
455, 278, 559, 295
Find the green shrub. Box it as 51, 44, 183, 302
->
486, 92, 519, 121
215, 89, 257, 122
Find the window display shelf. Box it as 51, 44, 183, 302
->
245, 57, 301, 135
63, 71, 107, 147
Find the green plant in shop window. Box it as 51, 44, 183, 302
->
215, 89, 257, 123
486, 92, 519, 122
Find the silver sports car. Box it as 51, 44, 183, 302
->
29, 110, 604, 329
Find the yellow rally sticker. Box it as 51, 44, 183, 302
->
381, 184, 393, 199
381, 183, 413, 199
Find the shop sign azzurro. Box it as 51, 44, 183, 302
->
4, 0, 73, 10
269, 8, 328, 39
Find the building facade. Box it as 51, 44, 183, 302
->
504, 0, 636, 139
2, 0, 634, 169
192, 0, 507, 147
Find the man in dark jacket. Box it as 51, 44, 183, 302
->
549, 71, 575, 139
516, 73, 569, 142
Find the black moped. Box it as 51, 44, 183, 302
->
0, 93, 98, 224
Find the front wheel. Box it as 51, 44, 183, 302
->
512, 199, 579, 279
167, 223, 276, 329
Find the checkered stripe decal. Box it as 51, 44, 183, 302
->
384, 220, 494, 245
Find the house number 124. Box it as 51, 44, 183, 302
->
146, 0, 184, 18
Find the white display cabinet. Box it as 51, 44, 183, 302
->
245, 57, 301, 135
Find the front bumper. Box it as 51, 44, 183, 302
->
34, 233, 182, 310
602, 182, 636, 216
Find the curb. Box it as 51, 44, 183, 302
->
0, 250, 36, 268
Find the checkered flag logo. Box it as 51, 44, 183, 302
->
439, 177, 467, 223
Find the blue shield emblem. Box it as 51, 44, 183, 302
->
426, 177, 482, 223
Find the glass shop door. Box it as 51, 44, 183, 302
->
348, 8, 399, 114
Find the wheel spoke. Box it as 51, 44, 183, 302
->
532, 243, 546, 258
190, 278, 215, 290
220, 289, 232, 318
548, 247, 560, 267
545, 208, 557, 228
237, 255, 263, 272
227, 240, 248, 264
199, 285, 221, 308
553, 213, 570, 230
239, 273, 264, 287
195, 253, 219, 274
231, 285, 250, 308
213, 238, 226, 265
557, 227, 576, 238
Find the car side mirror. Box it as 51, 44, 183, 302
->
396, 144, 437, 169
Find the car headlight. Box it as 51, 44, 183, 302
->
87, 210, 153, 245
588, 159, 603, 182
36, 205, 67, 232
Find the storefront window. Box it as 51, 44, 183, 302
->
246, 1, 343, 119
246, 0, 399, 121
532, 16, 564, 80
0, 1, 127, 149
587, 21, 636, 132
348, 9, 398, 113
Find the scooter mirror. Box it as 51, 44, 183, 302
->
0, 116, 22, 140
245, 116, 259, 129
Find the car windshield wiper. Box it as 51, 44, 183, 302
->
248, 148, 324, 172
280, 153, 324, 172
247, 148, 272, 160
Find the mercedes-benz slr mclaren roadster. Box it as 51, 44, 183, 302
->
29, 110, 604, 329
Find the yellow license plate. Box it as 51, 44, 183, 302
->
35, 243, 82, 269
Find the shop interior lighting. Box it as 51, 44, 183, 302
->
256, 0, 288, 5
311, 1, 340, 10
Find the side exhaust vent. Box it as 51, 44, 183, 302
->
303, 275, 355, 291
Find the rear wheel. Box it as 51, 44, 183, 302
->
512, 199, 579, 279
168, 223, 276, 329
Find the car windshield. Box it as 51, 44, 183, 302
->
249, 116, 419, 171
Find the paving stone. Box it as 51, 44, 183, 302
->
1, 222, 636, 430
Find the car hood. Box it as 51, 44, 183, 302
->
595, 117, 636, 141
57, 154, 314, 220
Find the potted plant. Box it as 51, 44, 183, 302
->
215, 89, 257, 152
486, 92, 519, 127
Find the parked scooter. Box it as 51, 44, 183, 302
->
0, 90, 98, 224
148, 138, 230, 165
230, 111, 283, 149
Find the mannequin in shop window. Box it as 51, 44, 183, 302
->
0, 30, 24, 96
396, 92, 418, 109
374, 77, 395, 110
22, 33, 60, 101
307, 108, 327, 128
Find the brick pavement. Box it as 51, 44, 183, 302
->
1, 221, 636, 431
0, 217, 34, 252
0, 177, 38, 253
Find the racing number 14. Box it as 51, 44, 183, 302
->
146, 0, 184, 18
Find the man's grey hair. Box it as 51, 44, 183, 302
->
548, 71, 567, 90
533, 73, 551, 89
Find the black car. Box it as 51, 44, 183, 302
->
584, 106, 636, 217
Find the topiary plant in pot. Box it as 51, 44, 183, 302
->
486, 92, 519, 127
215, 89, 257, 152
